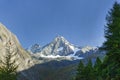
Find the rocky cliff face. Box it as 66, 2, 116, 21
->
0, 23, 35, 80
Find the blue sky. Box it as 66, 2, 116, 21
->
0, 0, 119, 48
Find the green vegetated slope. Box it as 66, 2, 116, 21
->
39, 60, 79, 80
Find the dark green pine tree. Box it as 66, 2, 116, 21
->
75, 60, 85, 80
75, 60, 96, 80
0, 40, 18, 80
94, 57, 102, 80
102, 1, 120, 79
94, 57, 102, 70
84, 60, 95, 80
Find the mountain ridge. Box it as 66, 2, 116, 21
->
29, 35, 98, 60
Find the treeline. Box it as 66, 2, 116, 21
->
75, 58, 102, 80
75, 1, 120, 80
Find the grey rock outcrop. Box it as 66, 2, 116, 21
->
0, 23, 35, 80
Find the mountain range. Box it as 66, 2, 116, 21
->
0, 23, 105, 80
28, 35, 98, 60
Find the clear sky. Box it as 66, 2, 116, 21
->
0, 0, 119, 48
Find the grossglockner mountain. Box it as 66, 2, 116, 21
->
29, 36, 99, 60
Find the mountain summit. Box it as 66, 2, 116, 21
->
34, 35, 76, 56
30, 35, 97, 60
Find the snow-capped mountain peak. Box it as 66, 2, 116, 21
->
29, 36, 98, 60
54, 35, 66, 41
81, 46, 95, 53
53, 36, 70, 45
29, 36, 79, 59
53, 35, 75, 50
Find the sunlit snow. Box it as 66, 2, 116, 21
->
68, 48, 83, 60
39, 47, 83, 60
39, 54, 62, 58
57, 47, 63, 51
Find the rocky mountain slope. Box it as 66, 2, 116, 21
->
0, 23, 37, 80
